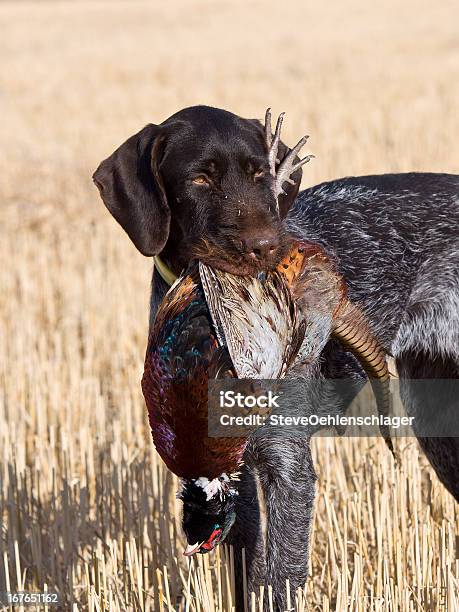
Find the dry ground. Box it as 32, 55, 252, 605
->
1, 0, 459, 609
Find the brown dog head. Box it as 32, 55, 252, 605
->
93, 106, 305, 276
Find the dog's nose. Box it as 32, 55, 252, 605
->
242, 234, 279, 260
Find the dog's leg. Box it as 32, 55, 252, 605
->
226, 462, 266, 611
251, 344, 365, 610
255, 437, 316, 611
396, 349, 459, 501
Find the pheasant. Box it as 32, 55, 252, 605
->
141, 260, 304, 555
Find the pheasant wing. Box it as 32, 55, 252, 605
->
199, 261, 304, 379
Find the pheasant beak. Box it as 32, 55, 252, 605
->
183, 542, 204, 557
183, 527, 224, 556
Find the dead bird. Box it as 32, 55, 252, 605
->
141, 257, 304, 555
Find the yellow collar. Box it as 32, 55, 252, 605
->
154, 255, 179, 287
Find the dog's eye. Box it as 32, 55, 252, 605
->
192, 176, 209, 185
254, 169, 265, 179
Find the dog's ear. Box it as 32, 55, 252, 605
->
249, 118, 302, 218
93, 124, 170, 256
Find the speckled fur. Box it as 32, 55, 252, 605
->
150, 172, 459, 611
286, 173, 459, 497
287, 174, 459, 352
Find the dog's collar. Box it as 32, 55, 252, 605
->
154, 255, 179, 287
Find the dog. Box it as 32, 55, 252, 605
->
94, 105, 459, 610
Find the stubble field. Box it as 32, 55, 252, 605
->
1, 0, 459, 609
